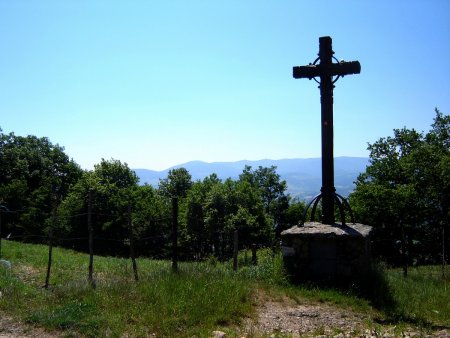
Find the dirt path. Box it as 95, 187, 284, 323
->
245, 298, 367, 337
0, 313, 58, 338
241, 292, 450, 337
1, 299, 449, 337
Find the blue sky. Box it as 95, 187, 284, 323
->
1, 1, 449, 171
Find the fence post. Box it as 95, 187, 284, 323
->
128, 201, 138, 281
0, 209, 2, 260
251, 244, 257, 266
172, 197, 178, 273
44, 197, 58, 289
44, 228, 53, 289
401, 223, 408, 277
442, 225, 446, 279
88, 190, 95, 288
233, 230, 239, 271
0, 205, 8, 259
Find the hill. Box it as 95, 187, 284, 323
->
133, 157, 369, 199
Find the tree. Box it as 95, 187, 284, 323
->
227, 179, 274, 248
239, 165, 290, 236
158, 168, 193, 198
349, 109, 449, 265
0, 130, 82, 237
57, 159, 139, 254
285, 197, 307, 228
130, 184, 171, 257
183, 172, 276, 260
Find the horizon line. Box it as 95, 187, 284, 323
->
133, 156, 369, 172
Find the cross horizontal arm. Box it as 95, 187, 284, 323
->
293, 61, 361, 80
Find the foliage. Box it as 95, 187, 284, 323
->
349, 109, 450, 265
239, 165, 290, 234
0, 129, 82, 236
181, 172, 280, 260
130, 184, 172, 257
158, 167, 193, 198
56, 159, 140, 254
0, 127, 297, 260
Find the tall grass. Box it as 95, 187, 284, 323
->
1, 240, 449, 337
0, 240, 253, 337
383, 265, 450, 326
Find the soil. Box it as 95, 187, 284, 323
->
0, 314, 58, 338
241, 293, 450, 338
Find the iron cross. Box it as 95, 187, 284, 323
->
293, 36, 360, 225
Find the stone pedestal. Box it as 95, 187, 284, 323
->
281, 222, 372, 283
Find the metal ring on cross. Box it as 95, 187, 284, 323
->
309, 56, 343, 85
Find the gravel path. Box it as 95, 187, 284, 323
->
0, 313, 58, 338
1, 298, 449, 337
242, 293, 450, 338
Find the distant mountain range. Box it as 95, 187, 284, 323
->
133, 157, 369, 200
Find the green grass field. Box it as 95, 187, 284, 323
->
0, 240, 449, 337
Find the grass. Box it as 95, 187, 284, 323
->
1, 240, 449, 337
382, 265, 450, 327
0, 240, 253, 337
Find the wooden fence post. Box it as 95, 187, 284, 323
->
128, 201, 138, 281
251, 244, 257, 266
233, 230, 238, 271
442, 225, 446, 279
401, 223, 408, 277
0, 209, 2, 260
172, 197, 178, 273
44, 198, 58, 289
44, 228, 53, 289
0, 205, 8, 259
88, 190, 95, 288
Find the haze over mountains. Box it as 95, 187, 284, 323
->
134, 157, 369, 200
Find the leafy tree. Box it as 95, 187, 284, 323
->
0, 130, 82, 236
285, 197, 307, 228
184, 181, 208, 258
227, 178, 274, 248
158, 167, 192, 198
130, 184, 171, 257
57, 159, 139, 254
349, 109, 449, 265
183, 171, 276, 260
203, 179, 229, 258
239, 165, 290, 235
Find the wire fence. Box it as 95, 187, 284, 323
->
0, 197, 269, 289
1, 199, 448, 287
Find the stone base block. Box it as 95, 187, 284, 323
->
281, 222, 372, 283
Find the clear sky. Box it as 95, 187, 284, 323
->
1, 1, 449, 171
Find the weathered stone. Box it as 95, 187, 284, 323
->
281, 222, 372, 283
282, 222, 372, 238
212, 330, 226, 338
0, 259, 11, 270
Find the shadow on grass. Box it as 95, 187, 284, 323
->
355, 264, 450, 329
286, 262, 440, 328
352, 262, 396, 312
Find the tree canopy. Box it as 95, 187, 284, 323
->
5, 109, 447, 267
0, 129, 82, 236
349, 109, 449, 264
0, 129, 299, 259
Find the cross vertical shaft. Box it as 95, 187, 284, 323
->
293, 36, 360, 225
319, 36, 336, 225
